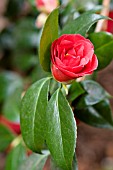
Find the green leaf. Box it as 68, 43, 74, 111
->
28, 56, 49, 83
50, 157, 62, 170
20, 78, 50, 153
72, 153, 78, 170
59, 2, 77, 28
0, 124, 15, 152
39, 8, 59, 72
60, 13, 109, 36
84, 5, 102, 13
89, 32, 113, 70
28, 0, 35, 6
0, 71, 23, 103
13, 54, 37, 71
76, 80, 108, 109
0, 71, 23, 122
75, 99, 113, 129
46, 89, 77, 170
19, 153, 49, 170
68, 81, 85, 102
5, 143, 27, 170
3, 90, 22, 122
49, 79, 60, 96
13, 18, 39, 49
74, 0, 98, 11
50, 154, 78, 170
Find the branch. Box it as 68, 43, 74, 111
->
95, 0, 111, 32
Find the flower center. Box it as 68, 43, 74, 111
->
65, 53, 69, 57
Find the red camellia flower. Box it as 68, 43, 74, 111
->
35, 0, 58, 13
107, 11, 113, 33
51, 34, 98, 83
0, 115, 20, 134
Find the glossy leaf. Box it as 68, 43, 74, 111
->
82, 80, 108, 102
75, 99, 113, 129
50, 157, 62, 170
89, 32, 113, 70
59, 2, 77, 28
20, 78, 50, 153
76, 80, 108, 109
50, 153, 78, 170
0, 124, 15, 152
5, 143, 26, 170
49, 79, 60, 96
72, 153, 78, 170
46, 89, 76, 170
83, 5, 102, 13
60, 13, 109, 36
39, 8, 59, 72
75, 0, 98, 11
19, 153, 49, 170
68, 81, 85, 102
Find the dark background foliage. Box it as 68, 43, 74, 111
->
0, 0, 113, 170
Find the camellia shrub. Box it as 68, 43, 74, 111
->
1, 0, 113, 170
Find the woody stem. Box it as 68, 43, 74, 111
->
95, 0, 111, 32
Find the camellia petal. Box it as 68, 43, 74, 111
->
51, 64, 74, 82
55, 57, 83, 73
35, 0, 59, 13
51, 34, 98, 83
82, 54, 98, 73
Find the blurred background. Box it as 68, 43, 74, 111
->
0, 0, 113, 170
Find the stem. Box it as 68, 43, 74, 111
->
95, 0, 111, 32
6, 135, 22, 153
10, 135, 22, 148
62, 84, 68, 95
76, 76, 85, 82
